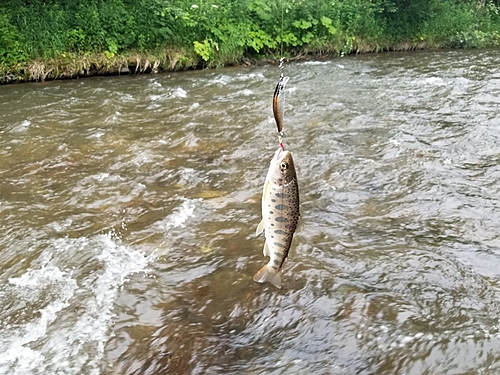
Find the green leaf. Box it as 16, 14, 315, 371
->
193, 39, 213, 61
280, 32, 299, 47
321, 16, 337, 35
248, 29, 276, 52
293, 19, 313, 30
321, 16, 332, 27
302, 32, 314, 44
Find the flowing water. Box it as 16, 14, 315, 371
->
1, 49, 500, 374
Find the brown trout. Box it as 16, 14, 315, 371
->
254, 147, 300, 288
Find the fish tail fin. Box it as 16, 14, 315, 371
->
253, 265, 282, 289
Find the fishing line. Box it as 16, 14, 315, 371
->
279, 0, 284, 149
274, 0, 288, 150
280, 0, 284, 70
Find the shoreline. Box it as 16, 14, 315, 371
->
0, 41, 484, 85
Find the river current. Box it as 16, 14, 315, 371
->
1, 49, 500, 374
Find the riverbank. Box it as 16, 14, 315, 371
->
0, 38, 492, 85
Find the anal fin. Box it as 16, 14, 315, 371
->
262, 241, 270, 256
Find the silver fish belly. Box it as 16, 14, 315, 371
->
254, 147, 300, 289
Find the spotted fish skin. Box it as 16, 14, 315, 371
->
254, 147, 300, 289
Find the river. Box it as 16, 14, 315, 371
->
1, 49, 500, 374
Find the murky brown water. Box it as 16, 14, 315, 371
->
2, 49, 500, 374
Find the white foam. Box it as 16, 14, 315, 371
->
158, 198, 199, 233
148, 94, 163, 101
424, 77, 446, 85
189, 102, 200, 111
302, 61, 331, 65
162, 198, 200, 230
0, 234, 149, 375
11, 120, 31, 133
0, 266, 78, 374
211, 75, 230, 86
235, 72, 265, 81
237, 89, 253, 96
172, 87, 187, 98
88, 131, 104, 139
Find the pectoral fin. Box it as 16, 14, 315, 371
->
256, 219, 265, 235
262, 180, 271, 201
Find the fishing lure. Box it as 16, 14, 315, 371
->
272, 75, 290, 135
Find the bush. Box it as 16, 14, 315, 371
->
0, 13, 27, 67
1, 0, 500, 73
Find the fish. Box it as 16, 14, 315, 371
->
254, 147, 300, 288
272, 76, 290, 133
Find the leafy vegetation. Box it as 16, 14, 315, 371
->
1, 0, 500, 82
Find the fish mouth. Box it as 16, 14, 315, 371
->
273, 147, 287, 162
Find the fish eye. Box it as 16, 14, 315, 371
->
280, 162, 288, 170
